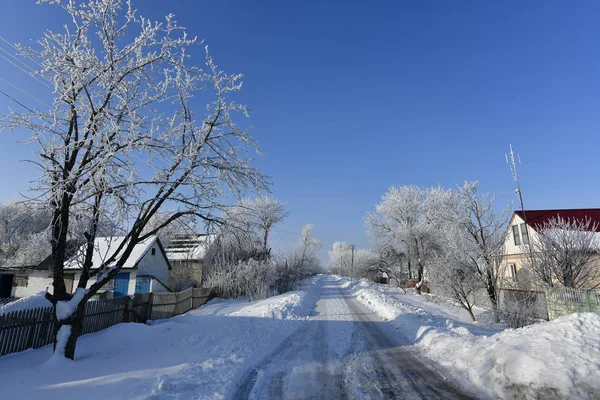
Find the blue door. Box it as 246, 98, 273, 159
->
135, 276, 151, 293
113, 273, 130, 297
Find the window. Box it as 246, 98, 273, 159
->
508, 264, 518, 282
13, 275, 28, 287
151, 248, 156, 256
520, 224, 529, 245
512, 225, 521, 245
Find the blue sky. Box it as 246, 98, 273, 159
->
1, 1, 600, 261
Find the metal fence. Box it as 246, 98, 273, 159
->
499, 286, 600, 321
545, 287, 600, 320
0, 287, 214, 357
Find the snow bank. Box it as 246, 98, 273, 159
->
349, 278, 600, 399
419, 312, 600, 399
229, 275, 321, 320
0, 276, 326, 400
0, 292, 52, 314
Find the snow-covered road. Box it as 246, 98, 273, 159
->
233, 276, 472, 400
1, 275, 598, 399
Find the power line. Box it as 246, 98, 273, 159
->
0, 51, 51, 89
0, 88, 35, 112
0, 44, 37, 74
0, 34, 45, 71
0, 77, 50, 107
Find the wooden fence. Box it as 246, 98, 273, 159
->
0, 287, 213, 357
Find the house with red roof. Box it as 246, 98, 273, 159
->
502, 208, 600, 288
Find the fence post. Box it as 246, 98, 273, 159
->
123, 296, 131, 323
25, 317, 36, 350
147, 292, 154, 321
40, 309, 52, 348
584, 290, 592, 313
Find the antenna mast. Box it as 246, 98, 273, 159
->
505, 144, 526, 215
505, 144, 532, 253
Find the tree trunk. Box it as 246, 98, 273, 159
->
415, 264, 424, 295
53, 300, 85, 360
263, 229, 269, 253
485, 283, 500, 323
466, 307, 476, 322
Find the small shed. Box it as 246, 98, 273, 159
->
377, 271, 390, 284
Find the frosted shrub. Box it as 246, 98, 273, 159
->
204, 253, 320, 300
204, 259, 275, 301
499, 291, 539, 328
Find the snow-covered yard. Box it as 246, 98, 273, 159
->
347, 279, 600, 400
0, 277, 322, 400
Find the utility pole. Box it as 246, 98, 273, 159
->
350, 244, 355, 282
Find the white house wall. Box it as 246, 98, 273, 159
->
150, 278, 169, 293
504, 214, 541, 255
137, 244, 170, 289
8, 243, 168, 300
71, 270, 137, 297
11, 270, 53, 298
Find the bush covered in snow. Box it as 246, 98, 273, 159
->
203, 219, 322, 300
204, 259, 274, 300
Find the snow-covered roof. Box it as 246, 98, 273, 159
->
0, 292, 52, 315
165, 234, 214, 261
64, 236, 159, 270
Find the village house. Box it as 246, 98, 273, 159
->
165, 234, 214, 291
0, 235, 172, 299
501, 208, 600, 288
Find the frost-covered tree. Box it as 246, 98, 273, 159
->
452, 182, 508, 320
525, 216, 600, 289
237, 197, 288, 253
0, 0, 265, 359
143, 212, 197, 248
428, 182, 508, 321
372, 243, 409, 286
430, 253, 481, 322
202, 202, 272, 279
428, 219, 484, 322
328, 241, 375, 279
271, 224, 322, 293
329, 241, 353, 275
0, 201, 118, 267
205, 223, 320, 299
0, 202, 51, 266
296, 224, 321, 271
365, 186, 440, 293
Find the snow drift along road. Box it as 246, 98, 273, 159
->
349, 278, 600, 400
